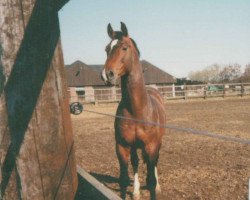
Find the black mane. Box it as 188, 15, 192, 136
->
130, 38, 140, 57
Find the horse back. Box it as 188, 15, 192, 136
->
146, 87, 165, 106
146, 87, 166, 127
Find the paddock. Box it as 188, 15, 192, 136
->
72, 97, 250, 200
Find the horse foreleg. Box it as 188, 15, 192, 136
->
131, 148, 140, 199
146, 162, 157, 200
116, 143, 131, 199
144, 145, 161, 200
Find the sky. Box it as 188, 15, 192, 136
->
58, 0, 250, 78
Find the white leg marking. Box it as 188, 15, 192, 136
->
133, 173, 140, 196
155, 167, 161, 193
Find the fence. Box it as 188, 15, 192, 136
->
69, 82, 250, 104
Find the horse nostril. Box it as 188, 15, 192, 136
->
107, 70, 114, 80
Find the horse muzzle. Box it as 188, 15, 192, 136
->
101, 68, 116, 86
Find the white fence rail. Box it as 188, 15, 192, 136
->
69, 82, 250, 104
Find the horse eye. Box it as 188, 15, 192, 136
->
122, 47, 127, 51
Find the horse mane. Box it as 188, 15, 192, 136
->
130, 38, 140, 57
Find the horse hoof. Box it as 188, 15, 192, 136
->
156, 185, 161, 194
133, 193, 140, 200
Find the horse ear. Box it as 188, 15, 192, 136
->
107, 23, 114, 39
120, 22, 128, 36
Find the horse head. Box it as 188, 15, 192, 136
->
101, 22, 140, 85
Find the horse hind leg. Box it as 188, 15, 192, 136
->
131, 148, 140, 199
146, 162, 157, 200
116, 143, 131, 199
144, 146, 161, 200
154, 166, 161, 193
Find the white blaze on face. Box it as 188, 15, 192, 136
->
101, 68, 108, 82
110, 39, 119, 51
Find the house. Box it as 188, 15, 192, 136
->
65, 60, 176, 102
140, 60, 176, 86
65, 61, 106, 102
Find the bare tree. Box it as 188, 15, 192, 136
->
244, 63, 250, 76
219, 63, 241, 82
189, 63, 243, 83
188, 64, 221, 83
240, 63, 250, 82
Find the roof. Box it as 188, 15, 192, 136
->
140, 60, 176, 84
65, 60, 176, 87
88, 64, 103, 73
65, 61, 105, 87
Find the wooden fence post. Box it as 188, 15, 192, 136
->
223, 84, 229, 98
172, 83, 176, 98
223, 84, 226, 98
204, 84, 207, 99
241, 83, 244, 97
0, 1, 77, 199
112, 86, 116, 101
184, 84, 187, 100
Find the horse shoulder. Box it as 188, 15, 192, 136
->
115, 101, 137, 144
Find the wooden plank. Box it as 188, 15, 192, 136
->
54, 144, 76, 200
0, 1, 40, 198
0, 0, 25, 141
0, 0, 78, 199
53, 39, 78, 196
33, 40, 70, 200
77, 166, 122, 200
54, 0, 70, 11
3, 169, 19, 200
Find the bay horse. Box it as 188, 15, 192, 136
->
101, 22, 166, 200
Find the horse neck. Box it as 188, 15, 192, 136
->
121, 59, 149, 118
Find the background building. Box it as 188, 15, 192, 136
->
65, 60, 176, 102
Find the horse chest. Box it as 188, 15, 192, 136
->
118, 120, 136, 143
116, 102, 159, 145
119, 120, 155, 145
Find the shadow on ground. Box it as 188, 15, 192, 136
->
74, 174, 107, 200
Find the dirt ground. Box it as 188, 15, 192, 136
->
72, 97, 250, 200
